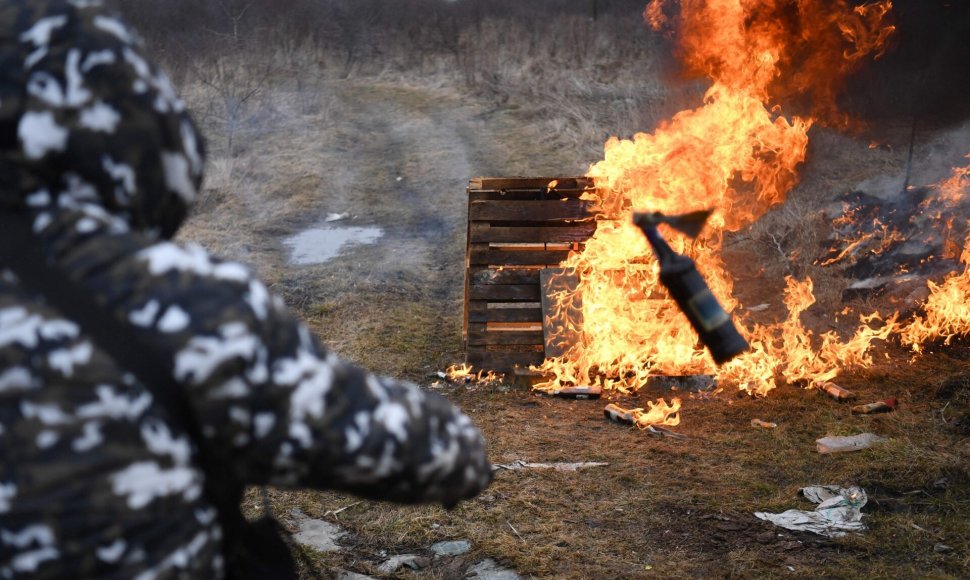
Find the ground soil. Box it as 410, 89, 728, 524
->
177, 76, 970, 579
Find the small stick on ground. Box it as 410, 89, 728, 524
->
508, 521, 526, 543
324, 501, 362, 519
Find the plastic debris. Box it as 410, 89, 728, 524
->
543, 386, 602, 399
493, 460, 609, 472
645, 425, 689, 440
851, 398, 897, 415
430, 540, 471, 557
754, 485, 867, 538
934, 543, 954, 554
604, 403, 636, 425
751, 418, 778, 429
814, 381, 856, 401
324, 212, 349, 222
816, 432, 887, 453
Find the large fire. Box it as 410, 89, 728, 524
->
535, 0, 970, 407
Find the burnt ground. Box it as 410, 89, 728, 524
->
177, 76, 970, 579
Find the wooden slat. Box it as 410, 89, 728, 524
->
466, 330, 544, 346
469, 267, 541, 286
469, 200, 596, 222
468, 284, 540, 301
468, 223, 597, 243
468, 246, 571, 266
466, 349, 545, 373
469, 177, 592, 190
467, 303, 543, 323
468, 189, 589, 202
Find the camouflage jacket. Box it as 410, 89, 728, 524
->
0, 1, 491, 578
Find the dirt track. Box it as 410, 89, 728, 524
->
181, 78, 584, 376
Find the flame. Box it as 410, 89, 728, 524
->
634, 397, 682, 428
537, 0, 898, 397
446, 364, 504, 385
899, 155, 970, 354
900, 237, 970, 352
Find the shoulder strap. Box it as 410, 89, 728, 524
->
0, 212, 294, 577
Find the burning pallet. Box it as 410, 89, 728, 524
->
463, 177, 597, 373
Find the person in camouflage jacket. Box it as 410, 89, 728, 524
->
0, 1, 493, 577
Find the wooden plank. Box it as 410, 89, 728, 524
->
466, 330, 544, 346
469, 284, 540, 301
467, 303, 543, 323
469, 200, 596, 222
540, 268, 584, 359
468, 223, 597, 243
466, 349, 545, 374
469, 267, 541, 286
468, 246, 572, 266
487, 322, 543, 331
469, 177, 592, 190
468, 189, 589, 202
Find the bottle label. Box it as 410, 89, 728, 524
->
687, 289, 731, 332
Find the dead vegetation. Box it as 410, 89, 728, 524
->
115, 1, 970, 577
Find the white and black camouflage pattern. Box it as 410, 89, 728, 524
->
0, 1, 492, 577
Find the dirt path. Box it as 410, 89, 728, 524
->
180, 78, 577, 376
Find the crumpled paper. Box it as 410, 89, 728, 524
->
754, 485, 867, 538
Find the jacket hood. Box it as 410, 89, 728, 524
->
0, 0, 203, 238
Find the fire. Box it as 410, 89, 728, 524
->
900, 234, 970, 352
634, 397, 682, 428
537, 0, 900, 399
898, 155, 970, 351
446, 364, 503, 385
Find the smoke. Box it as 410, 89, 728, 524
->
840, 0, 970, 127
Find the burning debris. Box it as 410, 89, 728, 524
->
443, 364, 504, 386
603, 399, 682, 430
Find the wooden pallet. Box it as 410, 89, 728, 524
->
464, 177, 597, 373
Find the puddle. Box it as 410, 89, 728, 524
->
283, 224, 384, 265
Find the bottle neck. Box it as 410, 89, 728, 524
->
643, 226, 677, 263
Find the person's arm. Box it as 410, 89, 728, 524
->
36, 209, 492, 506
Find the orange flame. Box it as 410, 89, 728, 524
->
899, 156, 970, 351
537, 0, 897, 397
446, 364, 504, 385
901, 235, 970, 352
633, 397, 682, 428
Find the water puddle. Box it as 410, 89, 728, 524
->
283, 224, 384, 265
